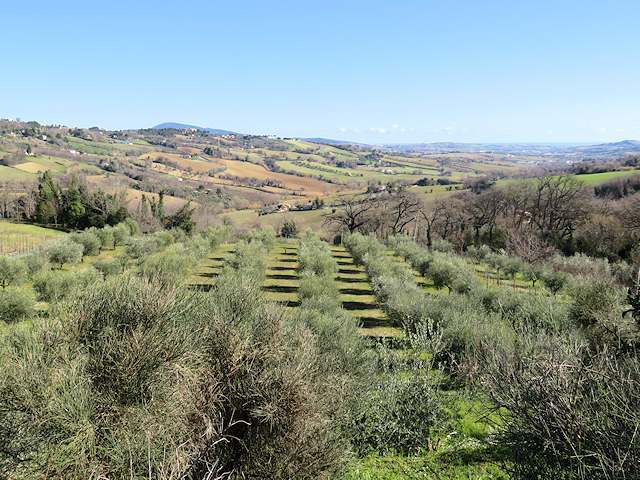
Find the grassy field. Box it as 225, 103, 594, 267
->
574, 169, 640, 184
0, 165, 36, 180
189, 242, 236, 290
0, 221, 65, 254
331, 245, 403, 338
223, 208, 329, 233
497, 168, 640, 187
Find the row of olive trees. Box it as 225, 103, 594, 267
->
379, 233, 640, 479
0, 221, 230, 324
327, 233, 445, 455
0, 227, 370, 479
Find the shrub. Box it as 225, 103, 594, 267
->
280, 219, 298, 238
226, 240, 268, 282
125, 236, 162, 260
122, 217, 140, 236
343, 232, 384, 265
69, 230, 101, 257
522, 263, 543, 287
93, 258, 123, 278
184, 235, 210, 259
0, 277, 201, 478
541, 269, 569, 294
484, 288, 571, 334
569, 276, 624, 330
112, 223, 130, 246
46, 240, 83, 269
168, 227, 188, 244
502, 257, 522, 282
299, 235, 337, 277
204, 225, 230, 249
478, 335, 640, 480
32, 268, 100, 303
467, 244, 491, 263
139, 246, 194, 287
21, 252, 48, 278
0, 262, 353, 479
0, 256, 26, 289
152, 230, 175, 247
345, 373, 443, 455
240, 227, 276, 249
431, 238, 454, 253
0, 287, 34, 322
96, 226, 115, 250
550, 253, 611, 278
567, 276, 638, 351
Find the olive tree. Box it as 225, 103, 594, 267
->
46, 240, 83, 269
0, 256, 26, 289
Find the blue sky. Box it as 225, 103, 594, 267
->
1, 0, 639, 143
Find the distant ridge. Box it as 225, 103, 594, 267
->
384, 140, 640, 158
300, 137, 370, 147
151, 122, 237, 136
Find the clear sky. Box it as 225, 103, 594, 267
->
1, 0, 639, 144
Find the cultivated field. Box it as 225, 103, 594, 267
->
0, 221, 65, 254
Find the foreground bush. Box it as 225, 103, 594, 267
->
0, 271, 352, 479
478, 335, 640, 480
345, 373, 443, 456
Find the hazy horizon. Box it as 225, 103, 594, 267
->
2, 0, 639, 144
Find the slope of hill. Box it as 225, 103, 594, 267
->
8, 119, 636, 228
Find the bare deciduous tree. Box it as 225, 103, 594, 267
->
323, 196, 379, 233
527, 176, 590, 242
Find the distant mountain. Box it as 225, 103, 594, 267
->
573, 140, 640, 157
300, 137, 370, 147
152, 122, 237, 136
385, 140, 640, 158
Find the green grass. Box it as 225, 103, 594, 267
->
573, 169, 640, 184
0, 165, 35, 180
188, 242, 236, 287
358, 326, 404, 337
0, 221, 65, 254
28, 155, 73, 173
263, 278, 299, 288
497, 169, 640, 188
339, 293, 377, 304
343, 452, 507, 480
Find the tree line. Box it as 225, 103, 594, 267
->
1, 172, 196, 234
325, 174, 640, 266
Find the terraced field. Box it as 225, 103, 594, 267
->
189, 242, 236, 291
384, 248, 433, 289
190, 238, 402, 339
331, 245, 403, 338
263, 240, 300, 306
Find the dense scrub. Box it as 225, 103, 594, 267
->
0, 229, 370, 479
1, 222, 638, 479
379, 234, 640, 479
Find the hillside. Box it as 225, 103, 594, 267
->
152, 122, 237, 135
0, 120, 531, 214
4, 120, 639, 232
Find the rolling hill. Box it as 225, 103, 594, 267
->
152, 122, 237, 136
